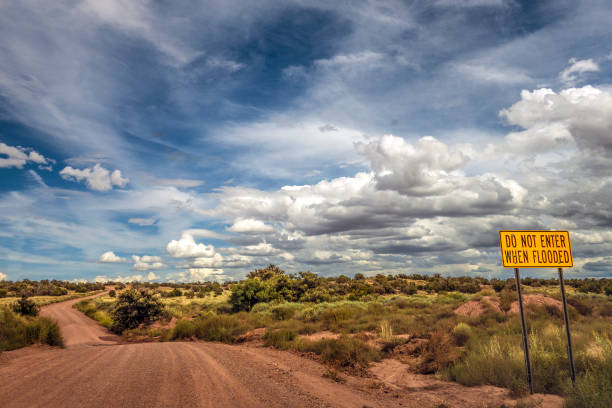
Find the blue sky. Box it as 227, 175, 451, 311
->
1, 0, 612, 282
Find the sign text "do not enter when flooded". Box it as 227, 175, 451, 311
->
499, 230, 573, 268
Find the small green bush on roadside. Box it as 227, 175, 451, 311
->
172, 319, 196, 339
12, 295, 39, 316
110, 289, 163, 334
263, 328, 296, 349
0, 306, 63, 351
297, 336, 380, 369
26, 317, 63, 347
172, 313, 251, 343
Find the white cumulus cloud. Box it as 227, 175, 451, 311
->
0, 271, 7, 281
0, 141, 50, 169
166, 233, 216, 258
500, 86, 612, 152
357, 135, 469, 195
98, 251, 127, 263
227, 218, 274, 234
60, 163, 129, 191
132, 255, 165, 271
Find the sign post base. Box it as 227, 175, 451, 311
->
515, 267, 534, 395
558, 267, 576, 383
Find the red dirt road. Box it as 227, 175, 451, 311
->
39, 293, 120, 348
0, 296, 426, 408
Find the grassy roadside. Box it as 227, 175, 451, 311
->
0, 307, 63, 351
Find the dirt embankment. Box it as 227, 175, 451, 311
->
454, 294, 565, 318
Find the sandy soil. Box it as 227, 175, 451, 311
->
0, 294, 565, 407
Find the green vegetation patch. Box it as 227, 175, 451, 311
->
0, 306, 63, 351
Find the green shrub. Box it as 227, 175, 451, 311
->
172, 313, 251, 343
418, 330, 460, 374
109, 290, 116, 298
500, 289, 516, 312
567, 298, 593, 316
318, 304, 362, 324
26, 317, 63, 347
93, 311, 113, 328
0, 306, 27, 350
448, 334, 526, 392
164, 288, 183, 297
172, 319, 197, 339
110, 289, 164, 334
565, 369, 612, 408
0, 307, 63, 351
452, 322, 472, 346
229, 278, 276, 311
263, 329, 296, 349
270, 304, 298, 320
564, 332, 612, 408
12, 295, 39, 316
298, 336, 380, 369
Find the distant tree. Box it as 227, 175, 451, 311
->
108, 290, 116, 298
229, 278, 276, 311
247, 264, 286, 281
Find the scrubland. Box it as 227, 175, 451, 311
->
69, 266, 612, 407
2, 268, 610, 407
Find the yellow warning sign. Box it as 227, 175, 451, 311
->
499, 230, 573, 268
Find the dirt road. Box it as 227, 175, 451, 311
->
39, 293, 119, 348
0, 295, 426, 408
0, 295, 563, 408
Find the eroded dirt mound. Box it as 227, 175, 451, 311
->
510, 294, 563, 314
236, 327, 266, 344
454, 294, 562, 317
453, 296, 502, 317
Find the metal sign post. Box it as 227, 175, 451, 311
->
514, 268, 534, 394
558, 267, 576, 383
499, 230, 575, 393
